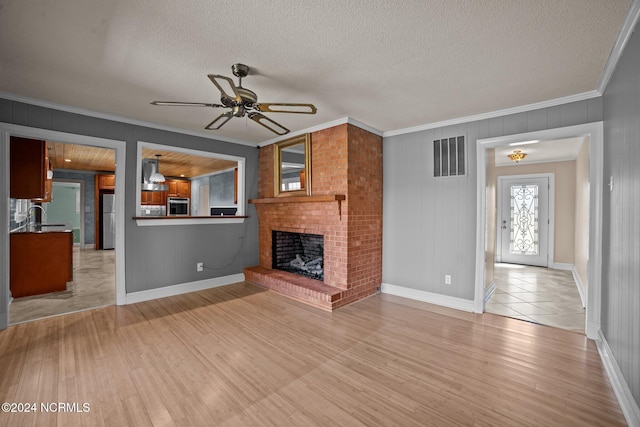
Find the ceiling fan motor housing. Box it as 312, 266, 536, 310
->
232, 63, 250, 78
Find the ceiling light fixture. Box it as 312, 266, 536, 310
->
507, 150, 527, 163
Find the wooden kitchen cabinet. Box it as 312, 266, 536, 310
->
10, 136, 52, 201
178, 180, 191, 197
166, 179, 191, 197
141, 190, 166, 205
10, 231, 73, 297
97, 174, 115, 190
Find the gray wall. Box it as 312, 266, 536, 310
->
602, 28, 640, 406
0, 98, 259, 293
383, 98, 603, 300
210, 169, 236, 206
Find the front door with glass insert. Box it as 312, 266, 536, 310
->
498, 176, 549, 267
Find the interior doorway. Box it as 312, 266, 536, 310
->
8, 142, 117, 325
0, 123, 126, 330
474, 122, 604, 339
46, 181, 83, 245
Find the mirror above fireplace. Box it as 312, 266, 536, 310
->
274, 133, 311, 197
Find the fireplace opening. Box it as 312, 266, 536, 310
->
272, 231, 324, 281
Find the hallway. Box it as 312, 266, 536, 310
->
486, 263, 585, 333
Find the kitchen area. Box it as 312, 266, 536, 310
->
136, 147, 240, 219
7, 137, 243, 324
9, 137, 74, 299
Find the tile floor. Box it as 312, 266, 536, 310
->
10, 247, 115, 324
485, 263, 585, 333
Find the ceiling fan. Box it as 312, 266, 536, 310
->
151, 63, 317, 136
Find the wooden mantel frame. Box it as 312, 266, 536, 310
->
249, 195, 345, 218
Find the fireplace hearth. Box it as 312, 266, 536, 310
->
272, 230, 324, 281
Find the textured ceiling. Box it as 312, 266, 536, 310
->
0, 1, 631, 144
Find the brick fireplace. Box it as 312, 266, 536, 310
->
244, 123, 382, 310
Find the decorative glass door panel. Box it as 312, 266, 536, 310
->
510, 184, 539, 256
499, 176, 549, 267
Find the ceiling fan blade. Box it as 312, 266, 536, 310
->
248, 112, 290, 135
255, 103, 317, 114
205, 111, 234, 130
151, 101, 224, 107
208, 74, 242, 103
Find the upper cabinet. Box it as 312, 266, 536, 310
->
10, 137, 52, 202
97, 174, 115, 191
167, 179, 191, 198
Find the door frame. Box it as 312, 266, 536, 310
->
474, 122, 603, 339
50, 179, 85, 247
496, 173, 555, 267
0, 123, 126, 330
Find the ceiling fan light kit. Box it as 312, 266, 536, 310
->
151, 63, 317, 135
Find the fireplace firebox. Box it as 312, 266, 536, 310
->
272, 231, 324, 281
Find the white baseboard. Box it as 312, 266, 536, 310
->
381, 283, 475, 312
551, 262, 573, 270
484, 281, 496, 304
596, 329, 640, 427
570, 266, 586, 308
125, 273, 245, 304
551, 263, 586, 308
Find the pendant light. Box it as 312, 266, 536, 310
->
149, 154, 166, 183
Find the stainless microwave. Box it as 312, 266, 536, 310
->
167, 197, 189, 216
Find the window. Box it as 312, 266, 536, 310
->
135, 141, 246, 225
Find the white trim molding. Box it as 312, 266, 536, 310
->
125, 273, 245, 304
550, 263, 586, 308
381, 283, 475, 312
571, 266, 587, 309
384, 91, 600, 138
597, 0, 640, 93
259, 117, 383, 147
596, 329, 640, 427
0, 92, 254, 146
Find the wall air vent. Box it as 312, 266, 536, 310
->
434, 135, 465, 177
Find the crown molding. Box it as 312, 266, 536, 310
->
597, 0, 640, 93
0, 92, 256, 146
258, 117, 382, 147
383, 91, 601, 138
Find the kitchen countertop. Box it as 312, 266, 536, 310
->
10, 223, 73, 234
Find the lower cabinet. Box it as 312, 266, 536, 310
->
10, 231, 73, 298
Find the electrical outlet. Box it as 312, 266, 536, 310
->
444, 274, 452, 285
197, 262, 203, 272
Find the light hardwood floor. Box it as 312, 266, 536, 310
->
0, 282, 625, 426
9, 248, 115, 324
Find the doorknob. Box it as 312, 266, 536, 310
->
501, 220, 507, 230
